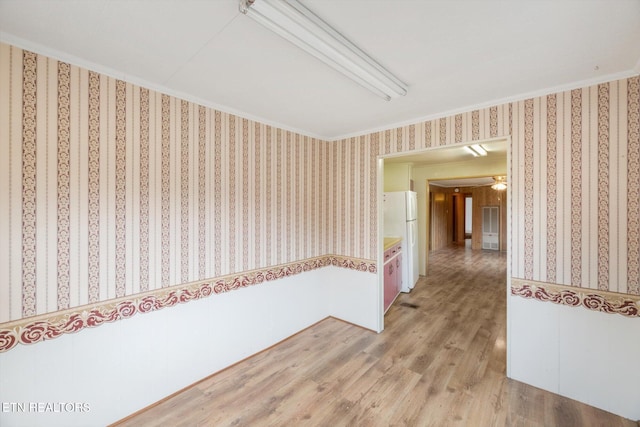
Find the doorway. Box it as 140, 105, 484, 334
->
465, 196, 473, 243
452, 192, 465, 245
379, 137, 509, 332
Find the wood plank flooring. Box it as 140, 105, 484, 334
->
115, 244, 636, 426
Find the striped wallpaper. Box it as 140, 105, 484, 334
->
0, 43, 340, 323
1, 39, 639, 327
336, 75, 639, 295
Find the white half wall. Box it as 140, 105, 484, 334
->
508, 295, 640, 421
324, 266, 379, 331
0, 267, 378, 427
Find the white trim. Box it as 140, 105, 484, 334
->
2, 32, 638, 142
329, 70, 640, 142
376, 157, 385, 333
505, 134, 513, 379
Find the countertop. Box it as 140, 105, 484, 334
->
383, 237, 402, 251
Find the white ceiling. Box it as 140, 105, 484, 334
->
384, 138, 507, 165
1, 0, 639, 140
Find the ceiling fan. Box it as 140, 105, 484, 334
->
490, 176, 507, 191
459, 176, 508, 191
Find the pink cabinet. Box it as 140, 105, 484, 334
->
383, 241, 402, 312
395, 251, 403, 294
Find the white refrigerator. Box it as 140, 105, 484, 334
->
383, 191, 419, 292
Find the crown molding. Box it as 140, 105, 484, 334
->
329, 69, 640, 142
2, 32, 639, 143
0, 32, 329, 142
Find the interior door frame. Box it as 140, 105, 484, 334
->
376, 136, 511, 337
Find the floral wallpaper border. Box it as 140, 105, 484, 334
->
0, 255, 376, 353
511, 278, 640, 317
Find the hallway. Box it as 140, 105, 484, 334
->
115, 245, 634, 426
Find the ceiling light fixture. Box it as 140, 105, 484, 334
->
464, 144, 488, 157
464, 146, 479, 157
471, 144, 487, 156
239, 0, 408, 101
491, 176, 507, 191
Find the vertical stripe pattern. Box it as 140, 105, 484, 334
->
455, 114, 463, 143
242, 119, 249, 271
180, 100, 189, 283
56, 62, 71, 309
628, 77, 640, 294
570, 89, 582, 286
21, 51, 37, 317
114, 80, 126, 297
2, 42, 640, 325
546, 94, 557, 282
214, 111, 222, 276
597, 84, 610, 290
490, 106, 498, 137
87, 71, 100, 301
472, 110, 480, 140
139, 88, 150, 291
523, 99, 534, 279
160, 95, 170, 287
197, 106, 206, 279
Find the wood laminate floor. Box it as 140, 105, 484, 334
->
115, 243, 636, 426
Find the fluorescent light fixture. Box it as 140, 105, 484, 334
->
239, 0, 408, 101
464, 146, 479, 157
471, 144, 487, 156
464, 144, 487, 157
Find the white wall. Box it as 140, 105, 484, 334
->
0, 267, 378, 427
383, 163, 413, 192
508, 295, 640, 421
324, 266, 379, 330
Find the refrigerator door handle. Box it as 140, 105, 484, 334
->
409, 221, 416, 247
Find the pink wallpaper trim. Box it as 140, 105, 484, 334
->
511, 279, 640, 318
0, 255, 376, 353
